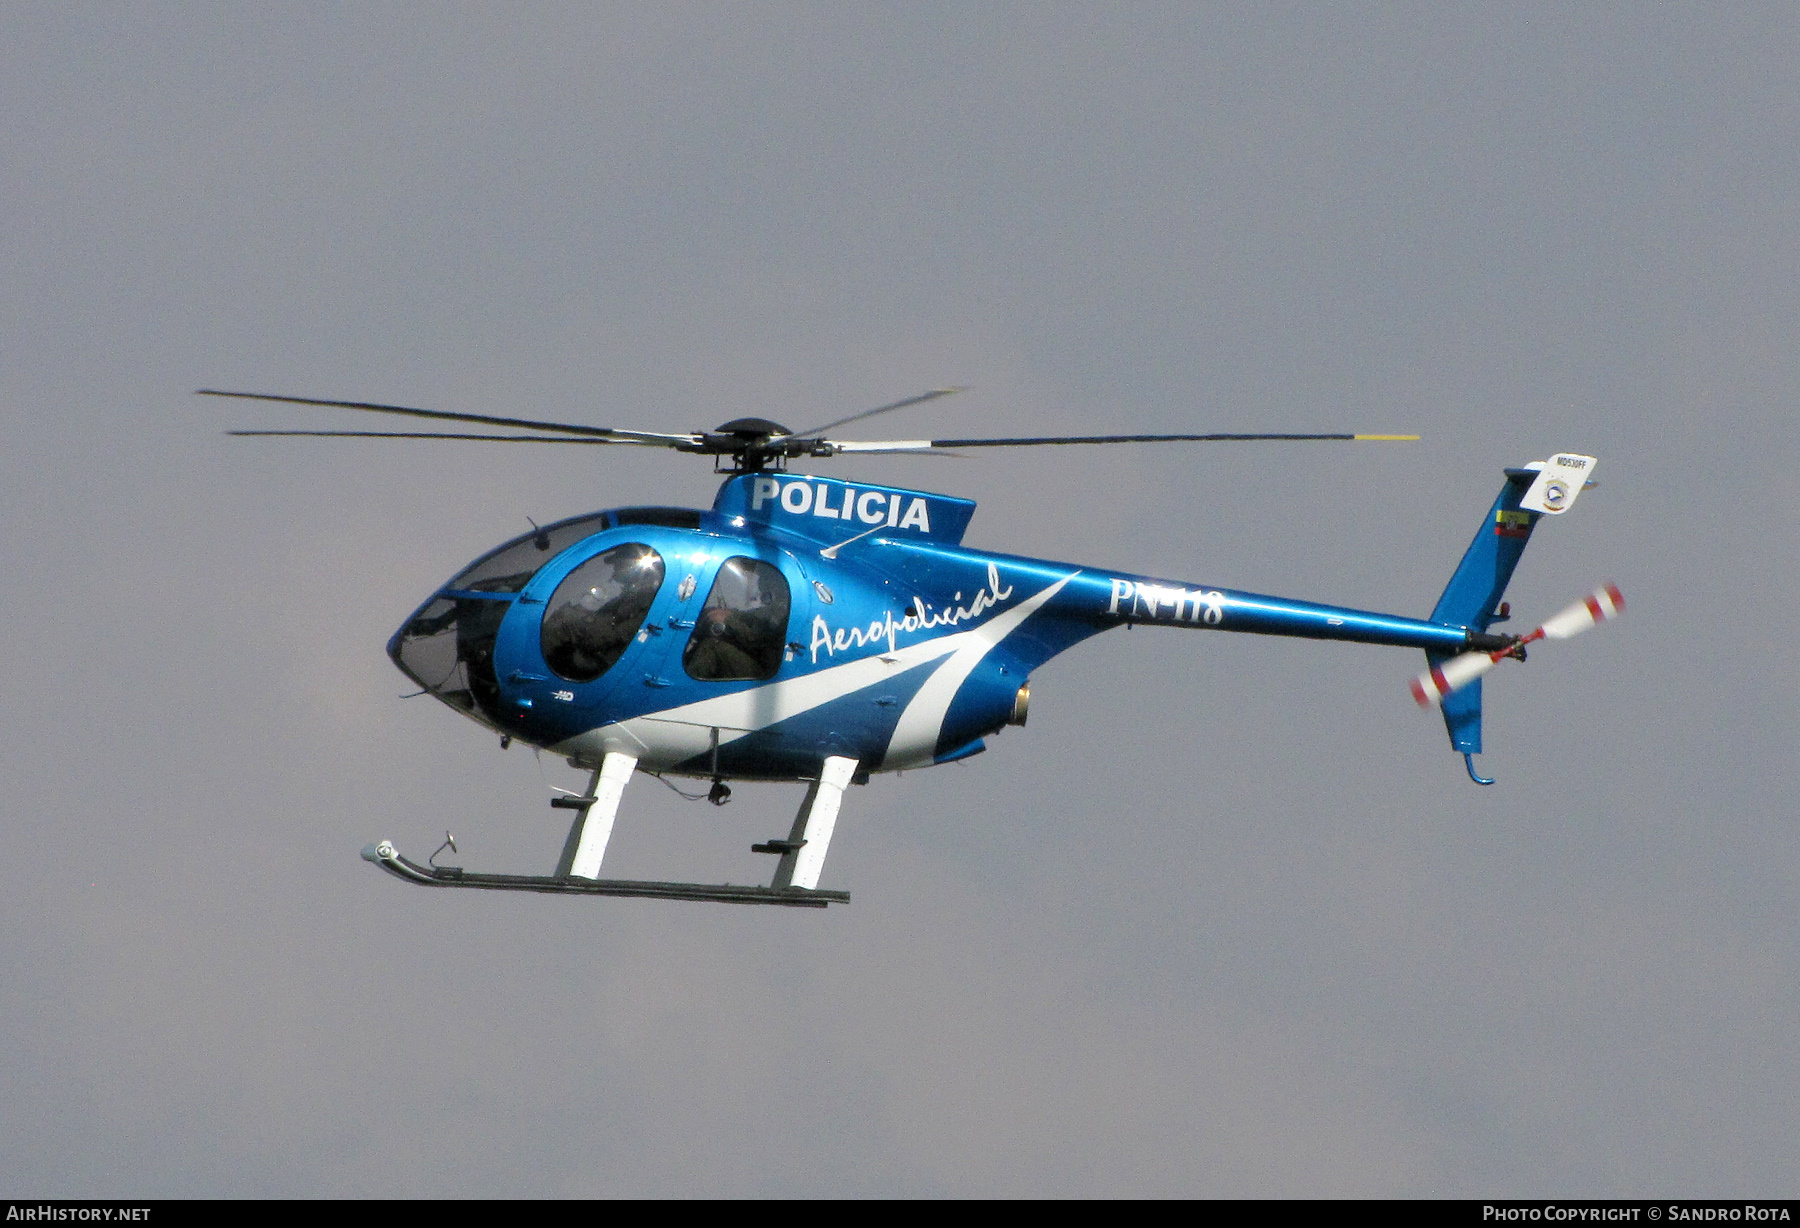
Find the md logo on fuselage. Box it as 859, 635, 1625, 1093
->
749, 477, 933, 533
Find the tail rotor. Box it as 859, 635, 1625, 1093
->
1411, 583, 1624, 709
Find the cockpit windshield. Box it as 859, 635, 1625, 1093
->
391, 594, 511, 727
447, 512, 611, 594
390, 511, 612, 728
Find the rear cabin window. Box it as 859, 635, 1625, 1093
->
540, 543, 665, 682
682, 558, 790, 682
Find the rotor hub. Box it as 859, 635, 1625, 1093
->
698, 417, 812, 472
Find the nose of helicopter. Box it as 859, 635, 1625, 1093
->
385, 510, 614, 726
385, 616, 431, 689
388, 592, 512, 726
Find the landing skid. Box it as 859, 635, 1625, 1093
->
362, 840, 849, 907
361, 751, 860, 909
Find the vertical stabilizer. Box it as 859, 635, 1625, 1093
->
1425, 467, 1547, 758
1429, 471, 1542, 635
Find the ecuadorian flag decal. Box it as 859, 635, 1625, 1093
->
1495, 509, 1533, 539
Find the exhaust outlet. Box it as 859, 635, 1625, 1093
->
1008, 682, 1031, 727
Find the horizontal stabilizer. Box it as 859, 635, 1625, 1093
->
1519, 453, 1597, 515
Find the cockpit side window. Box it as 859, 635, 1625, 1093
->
682, 557, 790, 682
448, 513, 611, 594
540, 543, 666, 682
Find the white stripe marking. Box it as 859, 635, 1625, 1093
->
881, 572, 1076, 769
555, 573, 1077, 770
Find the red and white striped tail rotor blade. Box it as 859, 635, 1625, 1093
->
1536, 583, 1625, 641
1409, 582, 1625, 707
1410, 652, 1497, 708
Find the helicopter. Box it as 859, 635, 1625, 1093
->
205, 387, 1622, 908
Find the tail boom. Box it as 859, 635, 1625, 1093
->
1091, 573, 1501, 654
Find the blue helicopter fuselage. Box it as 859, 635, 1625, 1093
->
389, 472, 1484, 782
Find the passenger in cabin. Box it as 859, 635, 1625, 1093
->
684, 557, 789, 682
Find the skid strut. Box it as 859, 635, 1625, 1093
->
553, 753, 636, 879
765, 755, 856, 890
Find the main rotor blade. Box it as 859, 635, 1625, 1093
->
786, 387, 967, 440
827, 431, 1418, 453
227, 430, 654, 444
930, 432, 1418, 447
810, 443, 968, 458
199, 389, 699, 446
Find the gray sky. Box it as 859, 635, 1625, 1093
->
3, 3, 1796, 1197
